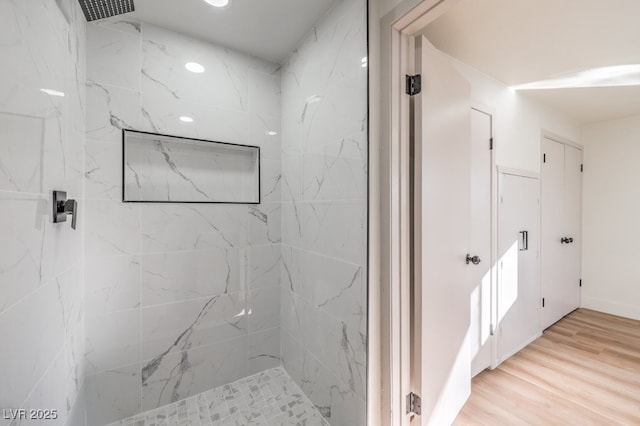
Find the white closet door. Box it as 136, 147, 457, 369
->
541, 137, 582, 329
564, 145, 583, 309
497, 173, 540, 362
541, 137, 567, 329
470, 108, 492, 377
414, 35, 472, 425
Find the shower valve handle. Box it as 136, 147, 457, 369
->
53, 191, 78, 230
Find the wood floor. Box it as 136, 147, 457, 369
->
455, 309, 640, 425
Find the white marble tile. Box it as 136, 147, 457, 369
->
20, 350, 68, 426
139, 92, 249, 145
140, 248, 243, 306
87, 25, 141, 90
140, 204, 246, 253
260, 159, 282, 204
247, 328, 281, 375
247, 245, 281, 290
249, 112, 281, 160
85, 139, 123, 200
141, 293, 246, 361
65, 324, 86, 419
301, 153, 366, 202
92, 15, 142, 36
0, 113, 45, 194
281, 156, 302, 202
248, 70, 281, 118
247, 203, 281, 246
86, 364, 142, 425
248, 287, 280, 333
57, 262, 83, 338
85, 255, 141, 315
0, 192, 46, 315
85, 309, 140, 374
140, 23, 248, 112
296, 201, 367, 266
84, 199, 140, 257
141, 337, 247, 411
301, 305, 366, 398
0, 281, 65, 410
86, 82, 141, 144
279, 287, 304, 341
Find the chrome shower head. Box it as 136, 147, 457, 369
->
77, 0, 135, 22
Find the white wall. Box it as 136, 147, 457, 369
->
581, 115, 640, 320
0, 1, 87, 425
280, 0, 368, 424
83, 18, 282, 424
448, 57, 582, 172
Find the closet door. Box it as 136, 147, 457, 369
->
497, 173, 540, 362
564, 145, 583, 309
541, 137, 582, 330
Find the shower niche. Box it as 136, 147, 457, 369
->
122, 129, 260, 203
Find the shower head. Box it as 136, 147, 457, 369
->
77, 0, 135, 22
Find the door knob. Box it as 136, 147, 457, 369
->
560, 237, 574, 244
466, 254, 481, 265
53, 190, 78, 230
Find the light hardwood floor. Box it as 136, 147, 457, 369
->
455, 308, 640, 425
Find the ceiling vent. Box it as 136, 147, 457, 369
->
77, 0, 135, 21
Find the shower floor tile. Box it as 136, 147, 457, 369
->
107, 367, 329, 426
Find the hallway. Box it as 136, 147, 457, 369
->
456, 309, 640, 424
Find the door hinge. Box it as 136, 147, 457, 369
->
406, 392, 422, 415
490, 137, 494, 150
490, 324, 495, 336
542, 298, 545, 308
543, 153, 546, 163
580, 279, 582, 287
406, 74, 422, 96
581, 164, 583, 172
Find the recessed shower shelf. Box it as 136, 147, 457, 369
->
122, 129, 260, 204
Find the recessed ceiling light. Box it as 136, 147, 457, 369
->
511, 64, 640, 91
179, 116, 194, 123
185, 62, 205, 73
40, 88, 65, 97
204, 0, 229, 7
266, 131, 278, 136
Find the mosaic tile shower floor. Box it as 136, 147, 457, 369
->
107, 367, 329, 426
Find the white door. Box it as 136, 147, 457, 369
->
414, 35, 471, 425
497, 173, 540, 362
541, 137, 582, 329
564, 145, 583, 309
470, 108, 493, 377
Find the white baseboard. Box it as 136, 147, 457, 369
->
581, 296, 640, 321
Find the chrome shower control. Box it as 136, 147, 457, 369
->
53, 191, 78, 230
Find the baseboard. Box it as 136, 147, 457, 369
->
497, 332, 542, 366
582, 296, 640, 321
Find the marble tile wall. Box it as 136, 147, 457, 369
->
0, 0, 87, 425
280, 0, 369, 424
83, 19, 282, 425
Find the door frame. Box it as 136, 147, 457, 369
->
373, 1, 470, 425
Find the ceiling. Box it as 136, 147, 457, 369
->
422, 0, 640, 123
131, 0, 339, 63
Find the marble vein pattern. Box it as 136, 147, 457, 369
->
123, 133, 259, 203
84, 15, 283, 424
279, 0, 368, 424
107, 367, 329, 426
1, 0, 87, 424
